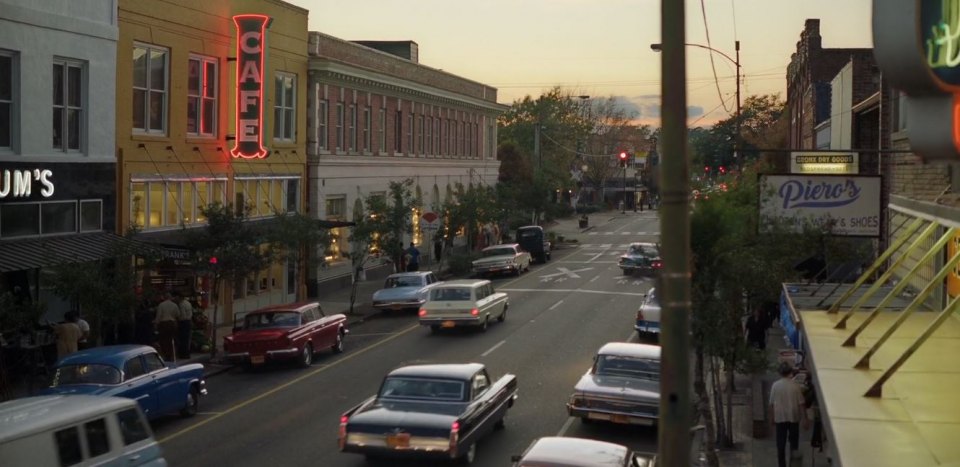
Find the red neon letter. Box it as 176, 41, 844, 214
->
231, 14, 271, 159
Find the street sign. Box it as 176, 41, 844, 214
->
421, 211, 440, 230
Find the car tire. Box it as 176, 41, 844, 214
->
180, 386, 200, 417
494, 413, 506, 430
580, 416, 594, 424
497, 307, 506, 323
332, 330, 344, 354
479, 317, 489, 332
299, 343, 313, 368
459, 443, 477, 465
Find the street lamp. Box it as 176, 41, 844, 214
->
651, 41, 741, 168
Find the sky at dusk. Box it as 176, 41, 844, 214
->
289, 0, 873, 127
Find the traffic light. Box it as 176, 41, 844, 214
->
618, 151, 629, 167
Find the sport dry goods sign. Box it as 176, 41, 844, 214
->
758, 174, 882, 237
231, 14, 272, 159
790, 152, 859, 174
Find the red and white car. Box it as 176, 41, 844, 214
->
223, 301, 348, 368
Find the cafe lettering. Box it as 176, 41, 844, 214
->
230, 14, 272, 159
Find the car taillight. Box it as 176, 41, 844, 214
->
419, 309, 427, 317
653, 261, 663, 268
449, 420, 460, 455
637, 309, 645, 321
470, 308, 479, 316
338, 415, 348, 449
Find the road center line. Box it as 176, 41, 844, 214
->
548, 300, 564, 310
158, 323, 422, 444
557, 416, 577, 436
589, 275, 599, 283
480, 340, 507, 357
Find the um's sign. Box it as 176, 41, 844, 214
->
758, 175, 881, 237
231, 14, 271, 159
874, 0, 960, 162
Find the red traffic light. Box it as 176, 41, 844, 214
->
618, 151, 628, 161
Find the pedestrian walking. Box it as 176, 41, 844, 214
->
174, 292, 194, 359
76, 313, 91, 350
406, 242, 421, 272
54, 311, 83, 360
744, 308, 767, 350
769, 361, 810, 467
154, 292, 179, 362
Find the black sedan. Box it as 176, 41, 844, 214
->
338, 363, 518, 464
618, 242, 663, 276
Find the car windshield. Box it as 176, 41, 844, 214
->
51, 364, 122, 386
518, 230, 540, 239
385, 276, 422, 288
243, 311, 301, 329
595, 355, 660, 380
379, 377, 466, 401
430, 287, 472, 301
482, 248, 515, 257
628, 244, 659, 258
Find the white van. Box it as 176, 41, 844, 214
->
0, 395, 167, 467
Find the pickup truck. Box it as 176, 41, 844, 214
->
516, 225, 551, 263
339, 363, 518, 464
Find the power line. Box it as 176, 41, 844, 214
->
689, 93, 737, 127
700, 0, 732, 113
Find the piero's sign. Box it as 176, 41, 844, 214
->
759, 174, 881, 237
231, 14, 272, 159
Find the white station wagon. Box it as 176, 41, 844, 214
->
418, 279, 509, 333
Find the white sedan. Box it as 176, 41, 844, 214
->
471, 244, 532, 277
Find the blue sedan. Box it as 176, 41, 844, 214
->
41, 345, 207, 420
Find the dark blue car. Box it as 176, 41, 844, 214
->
41, 345, 207, 420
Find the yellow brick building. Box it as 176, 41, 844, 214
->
116, 0, 308, 318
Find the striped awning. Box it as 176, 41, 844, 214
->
0, 232, 141, 273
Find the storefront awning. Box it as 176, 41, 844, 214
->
782, 210, 960, 467
0, 232, 145, 273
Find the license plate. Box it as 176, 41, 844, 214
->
251, 355, 265, 365
612, 414, 630, 424
441, 321, 456, 328
386, 433, 410, 448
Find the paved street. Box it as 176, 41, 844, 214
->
152, 212, 661, 467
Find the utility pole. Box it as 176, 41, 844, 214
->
622, 163, 627, 213
534, 123, 541, 172
734, 40, 742, 172
659, 0, 692, 465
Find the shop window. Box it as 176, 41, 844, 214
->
187, 55, 217, 136
0, 203, 39, 237
0, 52, 14, 149
363, 107, 371, 151
131, 182, 145, 228
132, 44, 168, 134
182, 182, 195, 223
52, 59, 84, 152
148, 182, 163, 228
234, 180, 247, 215
349, 104, 357, 151
319, 100, 328, 150
165, 182, 180, 226
273, 72, 296, 141
272, 180, 284, 214
286, 179, 299, 213
336, 103, 344, 150
80, 200, 102, 232
212, 180, 225, 206
378, 108, 385, 153
195, 182, 209, 222
257, 180, 271, 217
41, 201, 76, 235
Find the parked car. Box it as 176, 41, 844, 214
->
0, 395, 167, 467
511, 437, 656, 467
339, 363, 518, 464
472, 243, 532, 277
516, 225, 551, 263
223, 301, 347, 369
372, 271, 443, 312
567, 342, 660, 426
418, 279, 509, 333
618, 242, 663, 276
635, 288, 661, 340
40, 345, 206, 421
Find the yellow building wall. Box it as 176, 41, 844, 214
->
116, 0, 308, 232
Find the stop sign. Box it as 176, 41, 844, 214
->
421, 211, 439, 224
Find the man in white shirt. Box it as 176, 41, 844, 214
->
174, 292, 194, 360
769, 361, 809, 467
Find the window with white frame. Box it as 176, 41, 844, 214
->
433, 118, 440, 156
52, 59, 84, 151
0, 51, 12, 149
130, 179, 228, 230
425, 116, 432, 155
417, 115, 424, 155
319, 100, 328, 150
363, 107, 371, 151
349, 104, 357, 151
448, 119, 454, 155
274, 72, 296, 141
378, 108, 385, 152
407, 113, 413, 153
466, 120, 472, 158
394, 110, 402, 152
132, 44, 168, 134
187, 55, 217, 136
336, 103, 344, 150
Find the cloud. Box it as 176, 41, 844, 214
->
687, 106, 704, 117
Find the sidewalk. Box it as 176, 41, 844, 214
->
716, 327, 833, 467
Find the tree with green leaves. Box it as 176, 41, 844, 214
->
442, 182, 499, 251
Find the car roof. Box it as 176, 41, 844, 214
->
247, 301, 320, 314
598, 342, 661, 360
517, 225, 543, 231
520, 437, 630, 466
56, 344, 154, 368
0, 395, 140, 444
433, 279, 491, 288
628, 242, 659, 248
387, 271, 433, 278
388, 363, 485, 380
483, 243, 519, 250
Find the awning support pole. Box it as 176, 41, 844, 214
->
834, 221, 939, 329
826, 218, 925, 314
855, 249, 960, 369
864, 292, 960, 397
843, 226, 955, 346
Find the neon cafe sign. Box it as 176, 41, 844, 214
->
231, 14, 272, 159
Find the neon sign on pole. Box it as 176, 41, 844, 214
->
231, 14, 272, 159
